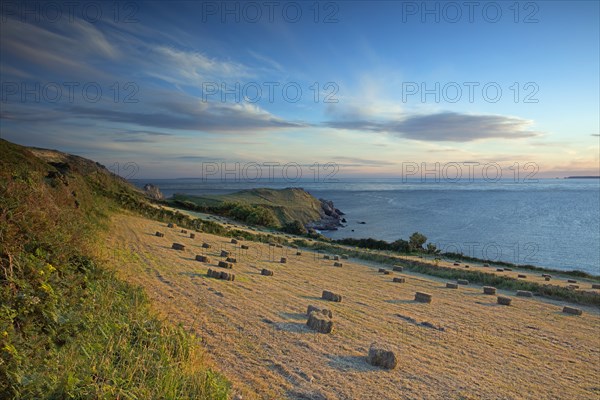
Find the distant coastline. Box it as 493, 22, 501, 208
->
565, 176, 600, 179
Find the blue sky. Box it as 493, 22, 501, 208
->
1, 1, 598, 178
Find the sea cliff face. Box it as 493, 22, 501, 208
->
307, 197, 345, 231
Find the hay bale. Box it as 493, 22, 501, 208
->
220, 250, 230, 257
567, 284, 579, 290
341, 254, 349, 260
306, 311, 333, 334
226, 257, 237, 263
453, 263, 460, 266
496, 268, 504, 272
393, 277, 405, 283
464, 265, 470, 268
333, 255, 340, 261
393, 266, 403, 272
220, 271, 235, 281
207, 268, 234, 280
280, 257, 287, 264
269, 243, 276, 247
497, 296, 512, 306
276, 245, 283, 248
383, 270, 392, 275
202, 243, 211, 249
167, 223, 174, 228
323, 255, 330, 260
291, 245, 298, 249
414, 292, 432, 303
296, 251, 302, 256
207, 268, 219, 278
483, 286, 496, 295
189, 233, 195, 239
592, 284, 600, 289
567, 279, 577, 283
542, 274, 551, 278
181, 229, 188, 234
446, 282, 458, 289
518, 274, 527, 279
366, 343, 397, 370
562, 306, 583, 316
333, 262, 343, 267
516, 290, 533, 297
155, 232, 164, 237
261, 268, 273, 276
483, 263, 490, 267
307, 305, 332, 318
195, 255, 210, 263
218, 261, 233, 269
457, 279, 469, 285
504, 268, 513, 271
241, 245, 249, 250
231, 239, 238, 244
378, 268, 386, 273
544, 277, 551, 281
171, 243, 185, 251
322, 290, 342, 302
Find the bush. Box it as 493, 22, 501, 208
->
282, 220, 307, 235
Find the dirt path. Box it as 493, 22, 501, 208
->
100, 213, 600, 400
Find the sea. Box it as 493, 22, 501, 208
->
131, 178, 600, 275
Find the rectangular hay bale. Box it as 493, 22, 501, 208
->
414, 292, 432, 303
322, 290, 342, 302
483, 286, 496, 295
497, 296, 512, 306
562, 306, 582, 315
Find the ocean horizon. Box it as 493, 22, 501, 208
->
131, 178, 600, 275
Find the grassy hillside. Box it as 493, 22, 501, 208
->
0, 139, 230, 399
171, 188, 324, 228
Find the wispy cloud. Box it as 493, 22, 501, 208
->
331, 156, 396, 167
66, 100, 305, 132
325, 112, 541, 142
143, 46, 254, 87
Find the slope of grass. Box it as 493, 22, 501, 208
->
171, 187, 324, 228
0, 139, 230, 399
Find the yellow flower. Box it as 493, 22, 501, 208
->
40, 283, 54, 294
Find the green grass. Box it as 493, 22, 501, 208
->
171, 187, 324, 228
0, 139, 230, 399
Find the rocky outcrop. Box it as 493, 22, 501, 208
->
143, 183, 164, 200
306, 198, 345, 231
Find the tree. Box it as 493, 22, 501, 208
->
409, 232, 427, 252
426, 243, 440, 254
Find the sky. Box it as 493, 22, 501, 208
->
0, 0, 599, 179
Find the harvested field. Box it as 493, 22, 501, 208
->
100, 214, 600, 400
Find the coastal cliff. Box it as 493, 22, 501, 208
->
170, 188, 345, 231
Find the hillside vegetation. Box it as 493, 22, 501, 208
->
0, 139, 230, 399
171, 188, 324, 229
